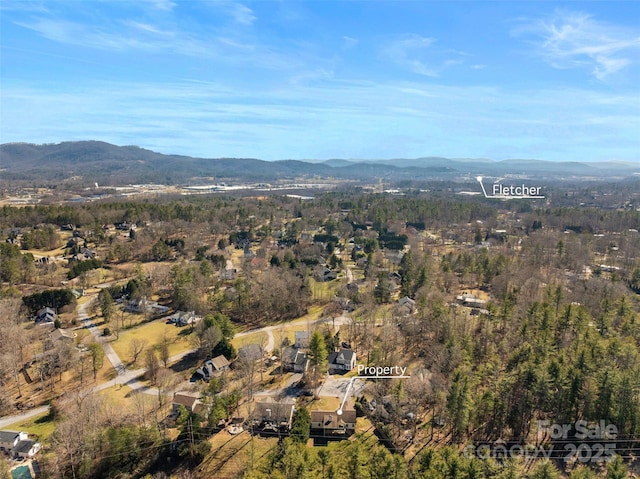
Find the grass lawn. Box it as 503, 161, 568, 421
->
96, 383, 162, 418
4, 411, 56, 441
202, 431, 277, 478
309, 278, 342, 302
308, 396, 342, 411
110, 319, 193, 366
232, 303, 333, 352
231, 331, 270, 351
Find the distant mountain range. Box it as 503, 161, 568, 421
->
1, 141, 638, 186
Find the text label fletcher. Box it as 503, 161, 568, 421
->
492, 184, 542, 197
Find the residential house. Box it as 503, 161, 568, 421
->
282, 346, 309, 373
294, 331, 309, 349
13, 439, 41, 459
220, 268, 236, 280
115, 221, 133, 231
209, 355, 230, 373
169, 310, 201, 327
150, 303, 169, 315
355, 257, 368, 268
49, 328, 76, 343
397, 296, 416, 315
310, 399, 356, 436
455, 293, 487, 309
193, 354, 231, 382
66, 237, 81, 249
172, 392, 206, 416
318, 267, 338, 282
0, 430, 41, 459
124, 297, 148, 314
387, 272, 402, 292
0, 430, 26, 451
81, 247, 97, 259
34, 307, 56, 325
328, 349, 356, 372
384, 250, 404, 265
243, 245, 255, 259
250, 397, 296, 432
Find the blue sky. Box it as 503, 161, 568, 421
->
1, 1, 639, 162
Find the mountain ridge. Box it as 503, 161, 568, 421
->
1, 141, 638, 186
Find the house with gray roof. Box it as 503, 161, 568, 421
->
34, 307, 56, 324
328, 348, 356, 372
282, 346, 309, 373
0, 430, 41, 459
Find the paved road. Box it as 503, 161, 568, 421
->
0, 299, 356, 427
234, 313, 353, 355
78, 298, 158, 395
0, 406, 50, 429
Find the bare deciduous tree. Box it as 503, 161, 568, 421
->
130, 338, 148, 365
144, 348, 159, 385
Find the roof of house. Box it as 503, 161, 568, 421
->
35, 307, 56, 322
310, 400, 356, 426
294, 331, 309, 341
173, 392, 200, 410
252, 398, 295, 423
282, 346, 301, 363
328, 348, 355, 365
50, 328, 75, 341
209, 355, 230, 371
294, 353, 309, 370
0, 430, 20, 443
399, 296, 415, 306
13, 439, 37, 454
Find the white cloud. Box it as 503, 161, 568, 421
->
381, 34, 468, 78
514, 10, 640, 80
382, 34, 438, 77
3, 78, 638, 161
342, 36, 359, 49
153, 0, 176, 11
230, 3, 256, 25
213, 1, 256, 26
12, 16, 295, 69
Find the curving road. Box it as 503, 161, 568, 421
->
0, 297, 355, 427
77, 298, 156, 394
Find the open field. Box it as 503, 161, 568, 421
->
2, 411, 56, 442
96, 383, 164, 419
110, 318, 194, 366
200, 430, 278, 478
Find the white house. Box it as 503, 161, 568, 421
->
169, 311, 201, 327
294, 331, 309, 349
328, 348, 356, 372
0, 430, 41, 458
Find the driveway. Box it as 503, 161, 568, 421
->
317, 374, 367, 398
